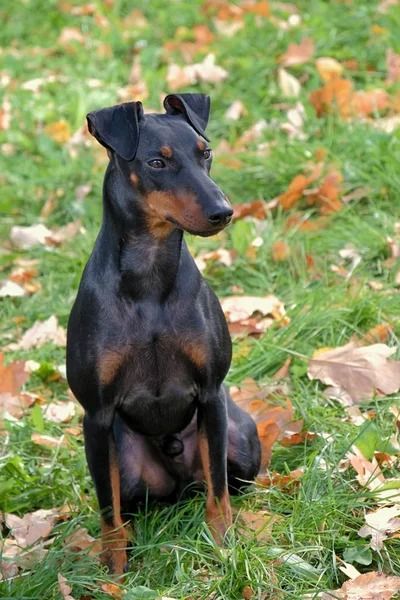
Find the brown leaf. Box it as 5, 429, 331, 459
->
278, 37, 315, 67
58, 573, 75, 600
242, 1, 270, 17
341, 186, 372, 204
310, 79, 353, 118
306, 170, 343, 215
271, 240, 291, 261
272, 358, 291, 379
101, 583, 125, 598
220, 295, 287, 324
351, 89, 390, 116
64, 527, 102, 556
225, 100, 247, 120
257, 469, 303, 489
43, 401, 76, 423
166, 54, 228, 91
233, 200, 268, 220
45, 220, 83, 246
361, 323, 393, 345
6, 316, 66, 352
358, 506, 400, 551
57, 27, 86, 49
386, 49, 400, 84
0, 353, 29, 396
236, 119, 267, 148
242, 585, 253, 600
308, 342, 400, 403
5, 509, 59, 547
239, 510, 277, 541
194, 248, 236, 272
31, 433, 67, 448
44, 120, 71, 144
322, 572, 400, 600
278, 168, 321, 210
10, 224, 54, 249
315, 57, 343, 82
0, 96, 11, 131
348, 447, 386, 491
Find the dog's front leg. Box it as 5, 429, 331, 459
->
83, 411, 128, 575
198, 388, 232, 544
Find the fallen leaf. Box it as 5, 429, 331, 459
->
280, 101, 306, 140
272, 358, 291, 379
278, 168, 321, 210
341, 186, 372, 204
0, 280, 26, 297
315, 57, 343, 82
64, 527, 102, 556
31, 433, 67, 448
0, 95, 11, 131
322, 572, 400, 600
386, 49, 400, 84
348, 447, 386, 492
236, 119, 267, 148
194, 248, 236, 272
10, 224, 53, 250
58, 573, 75, 600
278, 68, 301, 98
351, 89, 390, 116
166, 53, 228, 91
239, 510, 276, 542
242, 1, 270, 17
308, 342, 400, 403
44, 220, 83, 246
257, 469, 303, 489
358, 505, 400, 550
43, 401, 76, 423
0, 353, 29, 396
271, 240, 291, 261
7, 316, 65, 352
310, 79, 353, 118
221, 295, 287, 324
122, 8, 148, 29
242, 585, 253, 600
278, 37, 315, 67
5, 509, 59, 547
361, 323, 393, 345
101, 583, 125, 598
378, 0, 399, 12
57, 27, 86, 49
44, 120, 71, 144
75, 183, 91, 202
232, 199, 268, 220
225, 100, 247, 120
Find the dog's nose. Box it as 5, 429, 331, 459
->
206, 207, 234, 226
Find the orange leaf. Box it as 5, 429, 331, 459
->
361, 323, 393, 345
271, 240, 291, 261
0, 353, 29, 396
233, 200, 268, 220
242, 1, 270, 16
278, 37, 315, 67
351, 89, 390, 116
310, 79, 353, 118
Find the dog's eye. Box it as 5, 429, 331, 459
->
203, 149, 212, 160
148, 159, 166, 169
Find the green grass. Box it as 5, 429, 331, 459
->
1, 0, 400, 598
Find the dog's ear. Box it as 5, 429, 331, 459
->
163, 94, 211, 141
86, 102, 142, 161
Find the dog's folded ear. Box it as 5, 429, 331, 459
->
86, 102, 143, 161
163, 94, 211, 141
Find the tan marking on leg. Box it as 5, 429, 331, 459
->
197, 140, 206, 151
198, 432, 232, 545
100, 451, 128, 576
130, 173, 139, 186
160, 145, 173, 158
98, 349, 127, 386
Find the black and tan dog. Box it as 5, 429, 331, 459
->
66, 94, 261, 575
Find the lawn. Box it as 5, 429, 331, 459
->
1, 0, 400, 598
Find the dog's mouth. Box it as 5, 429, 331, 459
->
166, 216, 228, 237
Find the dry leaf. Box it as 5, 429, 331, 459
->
101, 583, 125, 598
44, 120, 71, 144
64, 527, 102, 556
278, 68, 301, 98
361, 323, 393, 345
322, 572, 400, 600
58, 573, 75, 600
271, 240, 291, 261
386, 49, 400, 84
0, 280, 26, 297
311, 79, 390, 119
221, 295, 287, 324
278, 168, 321, 210
236, 119, 267, 148
5, 509, 59, 547
351, 89, 390, 116
239, 510, 276, 542
75, 183, 91, 202
10, 224, 53, 249
7, 315, 66, 351
257, 469, 303, 489
342, 186, 371, 204
57, 27, 86, 49
43, 401, 76, 423
232, 200, 268, 220
194, 248, 236, 272
225, 100, 247, 120
358, 506, 400, 550
306, 171, 343, 215
31, 433, 67, 448
315, 57, 343, 82
348, 447, 386, 492
278, 37, 315, 67
0, 353, 29, 396
0, 95, 11, 131
308, 342, 400, 403
166, 54, 228, 91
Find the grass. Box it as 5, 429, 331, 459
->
1, 0, 400, 598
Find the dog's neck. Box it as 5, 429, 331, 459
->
99, 160, 185, 301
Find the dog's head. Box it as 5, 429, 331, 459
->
87, 94, 233, 238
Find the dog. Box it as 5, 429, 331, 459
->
66, 93, 261, 575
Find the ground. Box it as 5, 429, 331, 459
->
1, 0, 400, 598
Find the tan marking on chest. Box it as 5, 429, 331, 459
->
177, 337, 207, 368
98, 349, 127, 385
